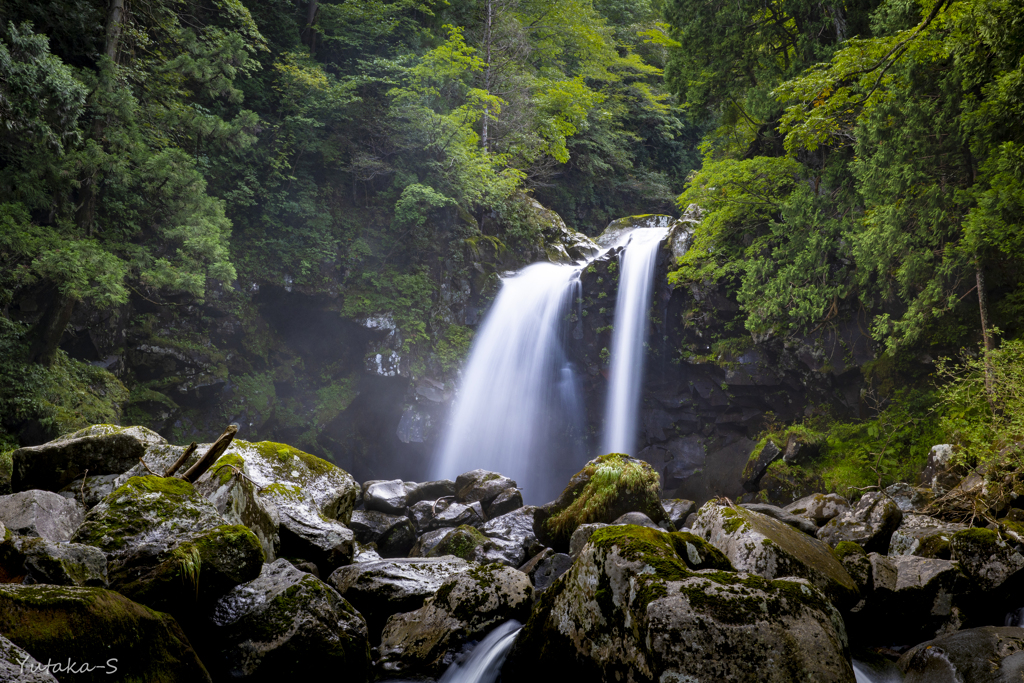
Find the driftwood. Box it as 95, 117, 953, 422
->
180, 426, 238, 483
164, 442, 198, 477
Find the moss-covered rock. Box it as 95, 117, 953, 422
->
693, 501, 859, 607
194, 460, 279, 561
898, 626, 1024, 681
427, 524, 499, 562
5, 535, 108, 587
540, 453, 664, 550
12, 425, 166, 493
817, 491, 903, 554
950, 527, 1024, 592
210, 559, 369, 681
377, 563, 533, 678
888, 513, 964, 560
505, 524, 853, 683
0, 584, 211, 682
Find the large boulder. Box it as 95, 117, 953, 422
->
1, 633, 58, 682
71, 476, 263, 612
784, 493, 850, 527
57, 474, 120, 509
1, 535, 107, 587
505, 524, 854, 682
363, 479, 416, 515
740, 502, 819, 535
454, 470, 517, 507
0, 584, 211, 682
376, 563, 533, 678
430, 500, 486, 529
479, 506, 543, 567
327, 556, 473, 638
888, 514, 964, 559
205, 442, 359, 573
194, 464, 279, 562
426, 525, 506, 564
847, 553, 965, 646
0, 490, 84, 542
693, 502, 858, 606
949, 528, 1024, 593
11, 425, 166, 492
898, 626, 1024, 682
536, 453, 664, 550
210, 559, 370, 681
817, 491, 903, 553
661, 499, 697, 528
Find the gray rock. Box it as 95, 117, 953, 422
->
741, 502, 819, 535
611, 511, 660, 528
352, 542, 382, 564
530, 552, 572, 591
112, 441, 198, 488
211, 559, 370, 680
950, 527, 1024, 593
0, 490, 85, 542
693, 501, 858, 606
569, 522, 609, 559
409, 528, 450, 558
505, 524, 854, 682
57, 474, 119, 509
327, 556, 473, 638
276, 505, 355, 573
888, 513, 964, 559
899, 626, 1024, 682
454, 469, 517, 506
408, 500, 435, 531
485, 488, 523, 518
406, 480, 456, 506
347, 510, 416, 558
660, 498, 696, 528
377, 563, 533, 678
432, 500, 486, 529
817, 491, 903, 554
919, 444, 961, 494
0, 633, 58, 682
784, 493, 851, 526
480, 506, 542, 567
364, 479, 416, 515
741, 439, 782, 492
884, 482, 933, 512
5, 536, 107, 587
194, 463, 280, 562
11, 425, 166, 492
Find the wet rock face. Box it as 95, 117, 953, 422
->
376, 563, 533, 678
348, 510, 416, 558
57, 474, 120, 509
660, 498, 696, 528
327, 556, 473, 640
899, 626, 1024, 682
784, 493, 851, 527
693, 502, 858, 607
194, 464, 279, 562
210, 559, 370, 681
2, 536, 108, 587
0, 584, 212, 682
11, 425, 166, 492
479, 506, 543, 567
817, 491, 903, 554
740, 502, 819, 535
0, 490, 85, 542
454, 469, 517, 507
506, 524, 854, 683
950, 528, 1024, 593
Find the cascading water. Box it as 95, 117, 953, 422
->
432, 261, 591, 504
436, 621, 521, 683
601, 227, 670, 455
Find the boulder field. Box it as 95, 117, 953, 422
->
0, 425, 1021, 681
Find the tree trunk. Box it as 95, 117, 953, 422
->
481, 0, 493, 149
976, 261, 995, 405
28, 290, 76, 366
303, 1, 318, 57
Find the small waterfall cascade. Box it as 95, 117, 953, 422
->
601, 227, 670, 455
437, 621, 521, 683
433, 261, 591, 504
852, 659, 903, 683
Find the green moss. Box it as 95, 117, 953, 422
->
546, 454, 662, 543
210, 453, 246, 486
131, 475, 196, 497
429, 525, 489, 561
833, 541, 866, 560
669, 531, 734, 571
263, 482, 305, 501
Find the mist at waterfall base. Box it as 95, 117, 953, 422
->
432, 261, 590, 504
602, 227, 670, 456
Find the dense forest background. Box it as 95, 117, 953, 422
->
1, 0, 1023, 486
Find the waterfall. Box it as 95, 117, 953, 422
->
601, 227, 669, 455
433, 261, 590, 504
437, 621, 521, 683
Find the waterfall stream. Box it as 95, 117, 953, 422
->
437, 621, 521, 683
432, 261, 592, 504
601, 227, 670, 455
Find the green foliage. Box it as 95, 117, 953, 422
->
434, 324, 473, 374
937, 339, 1024, 467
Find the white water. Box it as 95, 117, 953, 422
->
437, 621, 521, 683
433, 261, 590, 504
853, 659, 903, 683
601, 227, 669, 455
